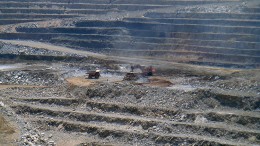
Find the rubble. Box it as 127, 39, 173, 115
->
0, 101, 5, 107
21, 130, 55, 146
0, 70, 61, 86
174, 3, 244, 13
194, 115, 208, 124
0, 42, 81, 57
0, 0, 259, 145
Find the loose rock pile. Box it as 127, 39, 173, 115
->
0, 42, 81, 57
21, 130, 55, 146
174, 3, 245, 13
0, 70, 62, 86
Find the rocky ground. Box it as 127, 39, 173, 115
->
0, 41, 259, 146
0, 0, 259, 145
0, 0, 247, 34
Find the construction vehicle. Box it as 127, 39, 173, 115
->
87, 70, 100, 79
123, 72, 140, 81
123, 65, 155, 81
142, 66, 155, 76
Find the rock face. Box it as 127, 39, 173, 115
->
0, 59, 259, 145
0, 0, 259, 68
0, 0, 260, 146
7, 77, 260, 145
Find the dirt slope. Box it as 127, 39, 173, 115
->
0, 39, 248, 77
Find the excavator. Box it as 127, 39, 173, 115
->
123, 65, 155, 81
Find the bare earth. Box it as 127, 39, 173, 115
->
0, 39, 259, 145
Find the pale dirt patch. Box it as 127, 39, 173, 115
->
146, 77, 173, 87
66, 76, 94, 87
66, 75, 123, 87
0, 114, 19, 146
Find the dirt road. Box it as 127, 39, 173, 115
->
0, 39, 105, 58
0, 39, 247, 76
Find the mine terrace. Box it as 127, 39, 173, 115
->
0, 0, 259, 146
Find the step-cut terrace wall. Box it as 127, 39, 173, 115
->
0, 0, 259, 68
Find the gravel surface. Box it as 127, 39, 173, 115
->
0, 0, 259, 145
0, 42, 81, 57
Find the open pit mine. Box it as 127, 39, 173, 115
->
0, 0, 259, 146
